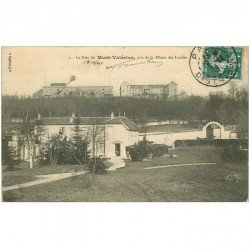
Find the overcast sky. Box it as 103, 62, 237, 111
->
2, 47, 248, 96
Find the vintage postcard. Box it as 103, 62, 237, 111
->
1, 46, 248, 202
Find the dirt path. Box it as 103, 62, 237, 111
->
107, 157, 126, 171
144, 163, 220, 170
2, 171, 86, 192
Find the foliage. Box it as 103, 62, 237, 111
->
40, 134, 70, 166
2, 86, 248, 127
221, 148, 248, 163
174, 139, 248, 149
38, 118, 91, 166
127, 140, 168, 162
87, 158, 107, 174
67, 118, 90, 165
2, 136, 19, 169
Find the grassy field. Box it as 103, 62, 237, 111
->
2, 148, 248, 202
2, 161, 84, 187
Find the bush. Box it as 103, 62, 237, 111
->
174, 139, 248, 149
2, 136, 20, 169
127, 141, 168, 162
87, 158, 107, 174
148, 143, 168, 157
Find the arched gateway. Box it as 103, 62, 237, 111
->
204, 121, 223, 139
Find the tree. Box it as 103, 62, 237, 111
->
137, 112, 148, 140
86, 117, 105, 184
43, 134, 66, 165
2, 135, 19, 170
68, 117, 90, 165
18, 113, 45, 168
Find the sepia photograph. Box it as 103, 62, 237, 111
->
1, 46, 248, 202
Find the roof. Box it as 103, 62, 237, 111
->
41, 117, 109, 125
103, 116, 139, 131
130, 84, 166, 89
124, 82, 177, 89
41, 116, 139, 131
44, 85, 112, 89
51, 83, 66, 87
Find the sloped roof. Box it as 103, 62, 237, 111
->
41, 117, 109, 125
103, 116, 139, 131
41, 116, 139, 131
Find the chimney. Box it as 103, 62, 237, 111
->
111, 112, 114, 119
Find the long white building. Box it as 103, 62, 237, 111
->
120, 81, 178, 97
33, 83, 113, 98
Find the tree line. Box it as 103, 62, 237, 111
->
2, 84, 248, 126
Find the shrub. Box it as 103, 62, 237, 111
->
174, 139, 248, 149
148, 144, 168, 157
87, 158, 107, 174
127, 141, 168, 162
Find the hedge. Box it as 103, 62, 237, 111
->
174, 139, 248, 149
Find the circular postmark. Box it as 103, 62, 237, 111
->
189, 46, 239, 87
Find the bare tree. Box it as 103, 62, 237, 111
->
18, 113, 45, 168
85, 117, 105, 184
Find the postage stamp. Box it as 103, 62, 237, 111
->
189, 46, 243, 87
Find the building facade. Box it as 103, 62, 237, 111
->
33, 83, 113, 98
29, 113, 140, 159
120, 81, 178, 98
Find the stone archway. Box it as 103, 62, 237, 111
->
204, 121, 223, 139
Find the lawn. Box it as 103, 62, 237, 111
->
2, 161, 84, 187
2, 148, 248, 202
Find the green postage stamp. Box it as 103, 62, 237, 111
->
189, 46, 243, 87
203, 47, 242, 80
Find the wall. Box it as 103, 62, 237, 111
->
141, 130, 206, 147
140, 125, 236, 147
105, 124, 137, 158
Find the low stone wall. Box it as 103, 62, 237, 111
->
139, 130, 206, 147
139, 128, 235, 147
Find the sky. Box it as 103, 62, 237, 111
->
2, 47, 248, 96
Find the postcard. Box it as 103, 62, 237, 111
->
1, 46, 248, 201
